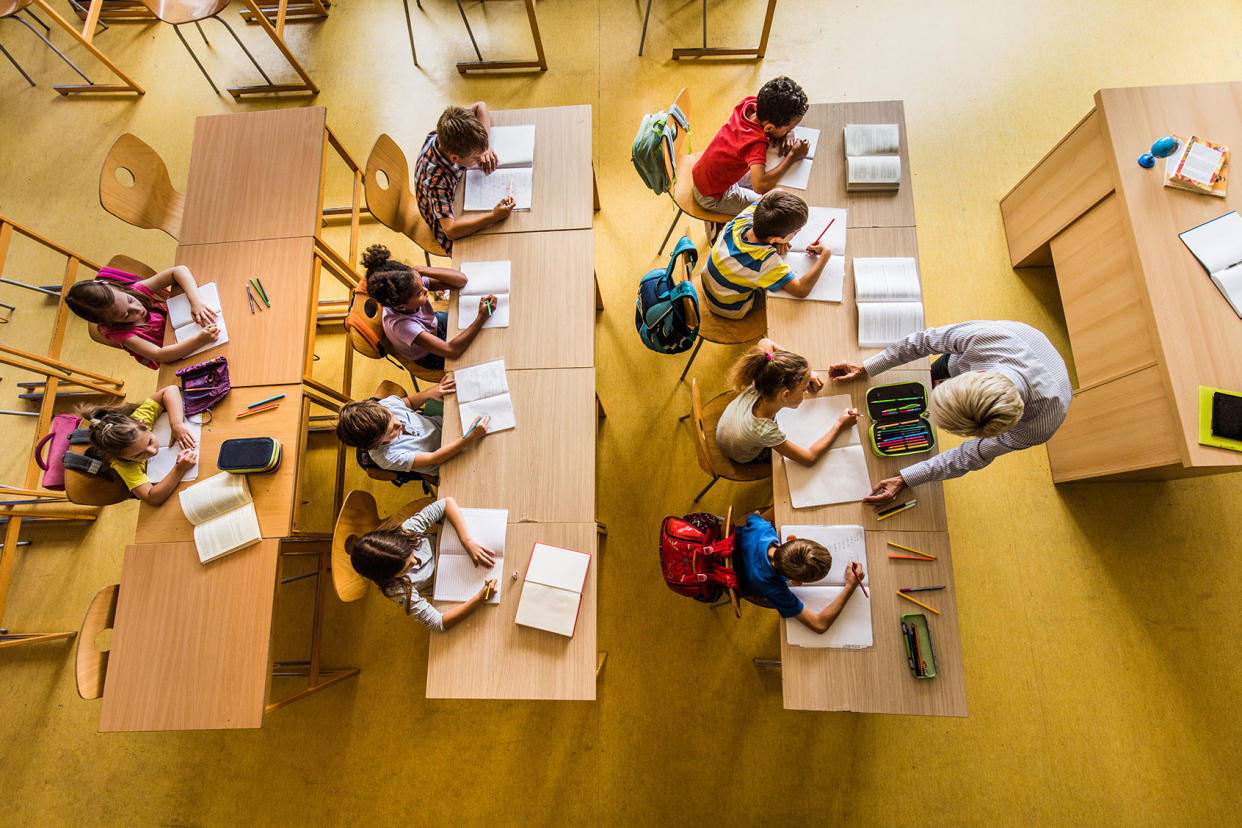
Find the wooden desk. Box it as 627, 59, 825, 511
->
1000, 82, 1242, 482
454, 106, 595, 236
426, 522, 597, 699
448, 230, 594, 370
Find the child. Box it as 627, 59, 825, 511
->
346, 496, 496, 631
702, 190, 828, 320
691, 76, 810, 216
733, 511, 864, 633
717, 338, 858, 465
360, 244, 496, 371
335, 381, 489, 477
79, 385, 197, 506
414, 102, 514, 256
65, 264, 220, 368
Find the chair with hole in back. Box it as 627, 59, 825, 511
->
680, 378, 771, 502
678, 256, 766, 382
657, 87, 735, 256
140, 0, 274, 96
100, 134, 185, 240
364, 133, 449, 266
75, 584, 119, 700
331, 490, 437, 602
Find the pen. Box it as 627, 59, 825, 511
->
876, 499, 917, 520
896, 590, 940, 615
485, 298, 493, 317
811, 218, 835, 248
888, 554, 935, 560
851, 561, 868, 597
246, 285, 257, 314
255, 277, 271, 307
900, 586, 946, 593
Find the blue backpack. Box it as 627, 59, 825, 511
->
631, 105, 690, 195
636, 236, 700, 354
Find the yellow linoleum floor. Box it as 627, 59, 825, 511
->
1, 1, 1241, 824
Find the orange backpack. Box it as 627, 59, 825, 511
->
343, 278, 387, 359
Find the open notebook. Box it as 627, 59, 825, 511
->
178, 472, 261, 564
432, 507, 507, 603
514, 542, 591, 637
775, 394, 871, 508
167, 282, 228, 357
145, 412, 203, 484
764, 125, 821, 190
454, 359, 516, 433
779, 524, 872, 648
1180, 211, 1242, 317
463, 125, 536, 211
455, 260, 511, 329
773, 206, 847, 303
854, 257, 924, 347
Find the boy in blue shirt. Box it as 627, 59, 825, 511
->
733, 512, 864, 633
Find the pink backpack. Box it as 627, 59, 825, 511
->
33, 414, 81, 491
659, 512, 738, 603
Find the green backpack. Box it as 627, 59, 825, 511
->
631, 105, 690, 195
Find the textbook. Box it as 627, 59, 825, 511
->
853, 257, 924, 347
144, 412, 203, 484
178, 472, 261, 564
844, 124, 901, 191
514, 542, 591, 637
1164, 134, 1229, 197
167, 281, 228, 357
1179, 211, 1242, 317
779, 524, 872, 649
432, 507, 507, 603
463, 125, 535, 211
454, 359, 516, 433
764, 125, 821, 190
772, 206, 848, 303
455, 260, 511, 329
775, 395, 871, 508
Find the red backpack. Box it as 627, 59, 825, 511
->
659, 511, 739, 604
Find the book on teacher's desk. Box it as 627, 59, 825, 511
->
1164, 134, 1229, 197
178, 472, 261, 564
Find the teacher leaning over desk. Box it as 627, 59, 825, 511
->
828, 320, 1073, 507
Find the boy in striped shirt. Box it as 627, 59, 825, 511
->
702, 190, 829, 319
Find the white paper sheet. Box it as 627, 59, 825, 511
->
525, 543, 591, 592
772, 207, 848, 302
785, 585, 873, 648
146, 412, 203, 484
456, 261, 511, 330
433, 507, 507, 603
514, 581, 581, 636
791, 207, 847, 257
463, 167, 532, 211
775, 395, 871, 508
454, 359, 516, 434
775, 253, 846, 302
167, 281, 228, 357
778, 524, 867, 585
765, 126, 821, 190
489, 124, 536, 168
1180, 211, 1242, 275
857, 301, 925, 349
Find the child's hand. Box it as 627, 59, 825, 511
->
478, 578, 498, 600
467, 541, 496, 567
805, 242, 826, 258
174, 448, 198, 469
838, 407, 860, 427
808, 374, 824, 394
194, 324, 220, 345
774, 240, 791, 257
478, 294, 499, 318
190, 301, 217, 326
827, 361, 865, 382
171, 422, 197, 450
492, 197, 515, 220
463, 415, 490, 443
789, 139, 810, 161
846, 561, 865, 588
479, 148, 499, 174
432, 375, 456, 400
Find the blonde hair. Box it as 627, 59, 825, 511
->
728, 344, 810, 399
76, 400, 143, 460
928, 371, 1023, 438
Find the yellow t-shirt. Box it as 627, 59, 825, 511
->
108, 398, 164, 491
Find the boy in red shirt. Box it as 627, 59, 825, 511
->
692, 76, 810, 216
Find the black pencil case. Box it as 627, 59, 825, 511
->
218, 437, 282, 474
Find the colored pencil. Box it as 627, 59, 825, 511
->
463, 416, 484, 438
896, 590, 940, 615
888, 554, 934, 560
248, 393, 286, 409
246, 286, 257, 314
900, 586, 946, 593
237, 402, 279, 418
811, 217, 835, 247
876, 499, 917, 520
482, 582, 493, 601
851, 561, 868, 597
255, 278, 271, 308
888, 541, 934, 558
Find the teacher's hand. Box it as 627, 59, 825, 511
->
862, 475, 906, 508
827, 361, 865, 382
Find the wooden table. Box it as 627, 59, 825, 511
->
454, 106, 595, 236
1001, 82, 1242, 482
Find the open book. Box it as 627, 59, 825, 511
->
772, 206, 848, 303
854, 257, 924, 347
463, 125, 535, 211
1164, 134, 1229, 197
774, 394, 871, 508
454, 359, 516, 433
844, 124, 901, 191
433, 507, 507, 603
145, 412, 203, 484
167, 282, 228, 357
178, 472, 260, 564
779, 524, 872, 648
514, 542, 591, 637
764, 126, 820, 190
455, 260, 511, 329
1180, 211, 1242, 317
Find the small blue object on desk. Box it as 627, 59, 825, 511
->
1151, 134, 1180, 158
1137, 152, 1155, 168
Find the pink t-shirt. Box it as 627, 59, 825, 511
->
380, 276, 438, 362
691, 96, 771, 199
95, 267, 168, 370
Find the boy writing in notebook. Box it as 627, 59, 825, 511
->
702, 190, 828, 319
692, 75, 810, 216
414, 102, 514, 256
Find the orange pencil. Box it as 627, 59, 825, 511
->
811, 218, 835, 248
896, 590, 940, 615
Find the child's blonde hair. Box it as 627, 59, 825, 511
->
772, 537, 832, 582
729, 344, 811, 399
76, 400, 143, 461
336, 400, 392, 450
928, 370, 1024, 438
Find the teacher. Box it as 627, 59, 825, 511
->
828, 320, 1072, 506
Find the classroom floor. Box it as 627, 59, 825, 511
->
2, 0, 1241, 824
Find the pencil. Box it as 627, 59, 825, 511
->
888, 554, 935, 560
851, 561, 868, 597
888, 541, 934, 558
255, 277, 271, 308
811, 217, 835, 248
485, 298, 492, 317
248, 393, 286, 409
876, 499, 917, 520
482, 582, 493, 601
246, 286, 256, 314
462, 416, 483, 438
238, 402, 279, 418
896, 590, 941, 615
900, 586, 946, 593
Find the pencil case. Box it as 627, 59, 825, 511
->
900, 613, 938, 679
218, 437, 282, 474
866, 381, 935, 457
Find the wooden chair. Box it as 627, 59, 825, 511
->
343, 277, 447, 391
679, 259, 766, 381
658, 87, 735, 256
706, 505, 742, 616
139, 0, 273, 96
364, 133, 448, 265
100, 134, 185, 240
681, 378, 771, 502
75, 584, 119, 699
0, 0, 95, 87
63, 441, 131, 507
331, 489, 437, 602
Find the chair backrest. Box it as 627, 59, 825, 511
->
99, 133, 184, 240
75, 583, 119, 700
364, 134, 424, 238
331, 490, 381, 602
139, 0, 231, 25
663, 87, 692, 185
689, 378, 717, 477
0, 2, 37, 18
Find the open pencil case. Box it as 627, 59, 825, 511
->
901, 613, 938, 679
866, 381, 935, 457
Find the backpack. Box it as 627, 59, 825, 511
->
631, 104, 690, 195
33, 414, 81, 491
659, 512, 738, 604
636, 235, 700, 354
344, 280, 388, 360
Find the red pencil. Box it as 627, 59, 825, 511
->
851, 561, 868, 597
811, 218, 835, 248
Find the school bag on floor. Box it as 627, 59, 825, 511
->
636, 235, 700, 354
631, 104, 689, 195
659, 511, 738, 604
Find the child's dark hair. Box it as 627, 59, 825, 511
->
753, 191, 808, 239
347, 528, 427, 605
436, 106, 489, 158
76, 400, 143, 460
335, 399, 392, 450
729, 344, 811, 399
65, 278, 158, 326
772, 537, 832, 582
360, 244, 421, 308
756, 76, 808, 127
